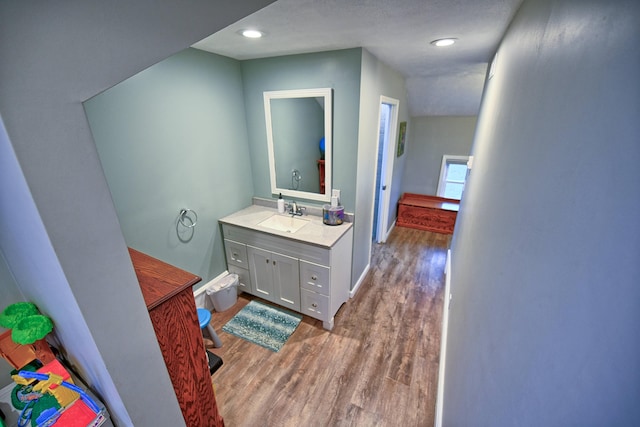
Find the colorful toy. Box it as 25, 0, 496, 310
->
0, 303, 107, 426
13, 360, 79, 409
11, 360, 106, 427
0, 303, 55, 368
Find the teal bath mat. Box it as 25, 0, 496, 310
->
222, 300, 302, 352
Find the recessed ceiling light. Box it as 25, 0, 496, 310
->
431, 38, 457, 47
240, 29, 264, 39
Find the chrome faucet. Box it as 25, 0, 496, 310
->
288, 201, 305, 216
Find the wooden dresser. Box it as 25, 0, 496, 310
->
397, 193, 460, 234
129, 248, 224, 427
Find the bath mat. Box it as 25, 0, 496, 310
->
222, 300, 302, 352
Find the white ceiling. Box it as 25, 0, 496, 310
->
193, 0, 523, 117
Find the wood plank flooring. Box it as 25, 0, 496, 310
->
208, 226, 451, 427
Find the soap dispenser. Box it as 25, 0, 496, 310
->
277, 193, 285, 214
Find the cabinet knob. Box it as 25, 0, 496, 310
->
311, 275, 317, 281
311, 303, 318, 308
266, 259, 269, 264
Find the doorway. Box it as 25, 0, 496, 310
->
373, 96, 399, 243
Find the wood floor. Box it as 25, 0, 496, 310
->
208, 226, 451, 427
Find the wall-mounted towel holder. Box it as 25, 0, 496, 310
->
178, 208, 198, 228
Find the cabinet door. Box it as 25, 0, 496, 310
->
272, 252, 300, 311
247, 246, 274, 300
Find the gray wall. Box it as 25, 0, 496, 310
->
403, 116, 476, 196
354, 49, 409, 287
242, 48, 362, 213
85, 45, 404, 299
85, 48, 254, 285
0, 1, 273, 425
0, 251, 24, 388
443, 0, 640, 425
85, 48, 362, 287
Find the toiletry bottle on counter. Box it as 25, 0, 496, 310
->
277, 193, 285, 213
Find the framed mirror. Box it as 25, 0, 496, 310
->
264, 88, 332, 202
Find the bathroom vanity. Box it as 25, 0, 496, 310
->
219, 205, 353, 330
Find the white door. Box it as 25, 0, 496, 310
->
373, 96, 399, 243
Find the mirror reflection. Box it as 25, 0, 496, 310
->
264, 88, 332, 202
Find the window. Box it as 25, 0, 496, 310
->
437, 155, 469, 200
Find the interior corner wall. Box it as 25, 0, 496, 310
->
0, 249, 24, 388
241, 48, 362, 212
353, 49, 409, 287
0, 253, 23, 309
0, 1, 274, 425
85, 48, 254, 285
442, 0, 640, 425
402, 116, 477, 196
0, 123, 130, 418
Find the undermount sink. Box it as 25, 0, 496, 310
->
258, 214, 309, 233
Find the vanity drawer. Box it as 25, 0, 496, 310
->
300, 260, 330, 296
300, 289, 329, 321
228, 265, 251, 294
225, 239, 248, 268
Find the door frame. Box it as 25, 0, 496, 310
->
373, 96, 399, 243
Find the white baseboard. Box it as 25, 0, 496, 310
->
383, 219, 396, 242
349, 263, 370, 298
434, 250, 452, 427
193, 270, 229, 310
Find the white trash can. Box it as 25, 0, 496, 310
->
206, 273, 239, 312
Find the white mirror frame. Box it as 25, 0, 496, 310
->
264, 88, 332, 202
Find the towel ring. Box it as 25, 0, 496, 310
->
178, 208, 198, 228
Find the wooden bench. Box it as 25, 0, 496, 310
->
397, 193, 459, 234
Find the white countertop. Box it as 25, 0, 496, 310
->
219, 204, 353, 248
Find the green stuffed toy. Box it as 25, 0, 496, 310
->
0, 302, 53, 344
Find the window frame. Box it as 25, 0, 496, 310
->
436, 155, 470, 200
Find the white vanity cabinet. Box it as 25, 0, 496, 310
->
220, 219, 353, 331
